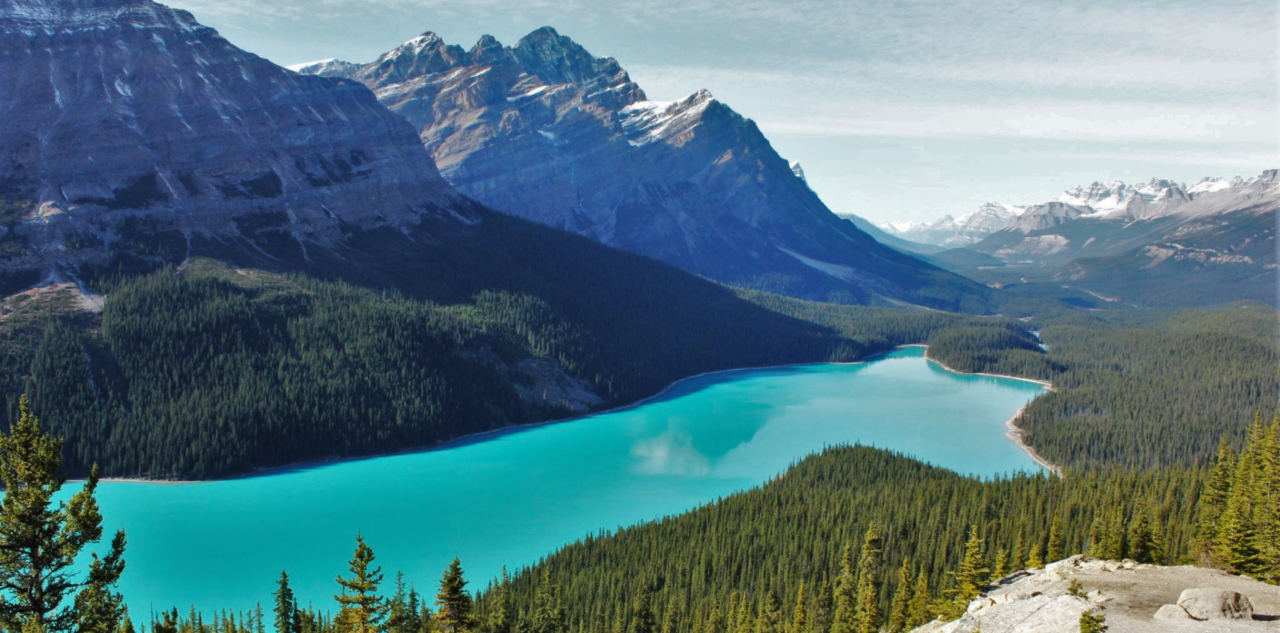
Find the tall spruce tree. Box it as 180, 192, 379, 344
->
755, 593, 781, 633
789, 581, 807, 633
434, 558, 476, 633
627, 590, 656, 633
852, 523, 881, 633
1197, 439, 1238, 558
486, 568, 514, 633
1046, 518, 1064, 563
946, 526, 989, 619
886, 561, 912, 633
830, 544, 856, 633
275, 572, 299, 633
335, 536, 388, 633
0, 395, 127, 633
905, 572, 931, 628
531, 571, 566, 633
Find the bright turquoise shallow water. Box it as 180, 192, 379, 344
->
90, 347, 1044, 615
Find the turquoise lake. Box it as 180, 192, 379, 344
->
89, 347, 1045, 615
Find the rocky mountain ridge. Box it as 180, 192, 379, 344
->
0, 0, 465, 289
295, 28, 988, 309
880, 174, 1269, 248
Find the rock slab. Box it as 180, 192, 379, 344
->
1176, 588, 1254, 621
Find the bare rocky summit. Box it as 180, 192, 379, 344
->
297, 28, 986, 308
912, 556, 1280, 633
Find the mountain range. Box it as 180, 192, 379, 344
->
877, 173, 1279, 306
0, 0, 927, 477
292, 29, 987, 310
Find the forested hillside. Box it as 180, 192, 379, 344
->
481, 445, 1203, 633
927, 304, 1279, 470
0, 211, 990, 479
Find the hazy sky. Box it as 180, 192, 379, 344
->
167, 0, 1278, 224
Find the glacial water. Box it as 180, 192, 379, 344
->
88, 347, 1045, 615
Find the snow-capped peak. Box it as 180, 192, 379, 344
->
790, 161, 807, 184
619, 89, 717, 147
1188, 176, 1234, 194
286, 58, 334, 72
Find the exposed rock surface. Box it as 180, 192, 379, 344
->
297, 29, 986, 308
1175, 588, 1255, 621
0, 0, 460, 279
911, 556, 1280, 633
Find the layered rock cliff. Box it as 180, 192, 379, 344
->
0, 0, 460, 283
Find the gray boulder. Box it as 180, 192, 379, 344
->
1152, 604, 1193, 620
1177, 588, 1254, 620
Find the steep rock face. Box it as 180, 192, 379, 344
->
300, 29, 987, 309
0, 0, 459, 277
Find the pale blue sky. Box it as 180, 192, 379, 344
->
168, 0, 1278, 223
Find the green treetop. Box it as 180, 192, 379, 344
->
434, 558, 477, 633
0, 395, 127, 633
335, 536, 388, 633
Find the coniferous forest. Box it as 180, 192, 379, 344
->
0, 208, 1274, 633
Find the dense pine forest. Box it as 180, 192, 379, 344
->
0, 227, 1275, 632
926, 304, 1279, 470
0, 254, 984, 479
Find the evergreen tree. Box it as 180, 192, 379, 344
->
885, 561, 912, 633
1098, 512, 1125, 561
1026, 542, 1043, 569
990, 548, 1008, 581
705, 608, 726, 633
1217, 423, 1266, 574
905, 572, 931, 628
434, 558, 476, 633
486, 569, 514, 633
755, 593, 781, 633
275, 572, 299, 633
335, 536, 388, 633
627, 590, 656, 633
530, 571, 565, 633
810, 581, 833, 633
1126, 506, 1157, 564
852, 523, 881, 633
1197, 439, 1237, 558
830, 545, 856, 633
789, 581, 807, 633
946, 526, 989, 619
1047, 518, 1064, 563
0, 395, 127, 633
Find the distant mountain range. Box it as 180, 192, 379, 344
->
292, 29, 988, 309
875, 173, 1278, 306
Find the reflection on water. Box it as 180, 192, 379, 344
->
91, 347, 1045, 616
632, 428, 711, 476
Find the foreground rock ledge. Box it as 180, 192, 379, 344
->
912, 556, 1280, 633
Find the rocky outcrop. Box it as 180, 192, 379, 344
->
911, 556, 1280, 633
0, 0, 460, 278
1171, 588, 1255, 621
297, 28, 988, 309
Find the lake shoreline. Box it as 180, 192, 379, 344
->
914, 346, 1063, 478
98, 344, 1059, 485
